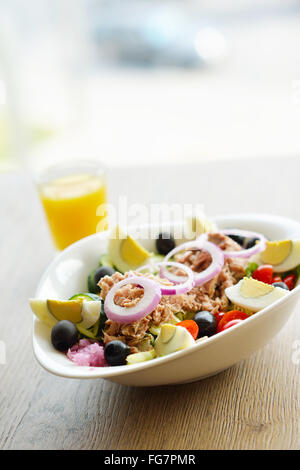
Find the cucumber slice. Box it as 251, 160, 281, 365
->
69, 293, 100, 301
96, 300, 107, 339
99, 254, 115, 268
71, 298, 106, 340
77, 324, 98, 340
126, 349, 156, 365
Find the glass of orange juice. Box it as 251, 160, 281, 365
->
36, 160, 108, 250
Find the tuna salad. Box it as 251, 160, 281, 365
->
30, 218, 300, 368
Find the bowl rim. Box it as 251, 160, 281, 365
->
32, 213, 300, 379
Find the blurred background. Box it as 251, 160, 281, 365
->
1, 0, 300, 171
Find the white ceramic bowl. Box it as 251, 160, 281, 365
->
33, 213, 300, 386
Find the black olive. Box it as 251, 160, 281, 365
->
88, 269, 98, 294
104, 340, 131, 366
94, 266, 116, 292
228, 234, 245, 247
246, 237, 259, 249
156, 232, 175, 255
272, 282, 289, 291
193, 311, 217, 338
51, 320, 79, 352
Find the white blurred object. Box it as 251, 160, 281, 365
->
88, 2, 228, 68
194, 27, 228, 65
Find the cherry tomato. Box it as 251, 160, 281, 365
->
220, 319, 244, 332
214, 311, 225, 324
271, 275, 282, 284
217, 310, 249, 333
252, 265, 273, 284
283, 274, 296, 291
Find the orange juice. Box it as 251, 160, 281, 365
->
39, 173, 107, 250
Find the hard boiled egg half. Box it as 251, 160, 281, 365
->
259, 239, 300, 272
109, 225, 152, 273
225, 277, 288, 313
29, 298, 102, 329
154, 324, 195, 356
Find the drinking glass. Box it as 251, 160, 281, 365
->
36, 160, 108, 250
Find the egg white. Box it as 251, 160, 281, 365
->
266, 240, 300, 272
225, 279, 288, 312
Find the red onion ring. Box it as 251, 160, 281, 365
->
136, 261, 195, 295
162, 240, 224, 287
220, 229, 267, 258
104, 276, 161, 324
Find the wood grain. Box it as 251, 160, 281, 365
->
0, 161, 300, 450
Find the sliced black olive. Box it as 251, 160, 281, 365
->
51, 320, 79, 352
156, 232, 175, 255
246, 237, 259, 249
88, 269, 98, 294
94, 266, 115, 285
193, 310, 217, 338
228, 234, 245, 247
272, 282, 289, 291
104, 340, 131, 366
91, 266, 116, 293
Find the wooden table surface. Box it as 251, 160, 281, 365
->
1, 157, 300, 450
